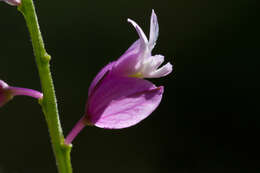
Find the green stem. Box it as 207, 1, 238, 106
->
17, 1, 72, 173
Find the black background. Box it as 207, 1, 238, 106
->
0, 0, 259, 173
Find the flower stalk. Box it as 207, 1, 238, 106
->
1, 80, 43, 107
8, 86, 43, 98
17, 0, 72, 173
65, 116, 88, 145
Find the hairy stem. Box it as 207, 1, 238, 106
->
18, 0, 72, 173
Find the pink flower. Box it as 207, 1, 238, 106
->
0, 80, 43, 107
0, 0, 21, 6
65, 10, 172, 144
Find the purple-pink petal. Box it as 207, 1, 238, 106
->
112, 40, 143, 76
86, 73, 163, 129
88, 61, 115, 97
0, 0, 21, 6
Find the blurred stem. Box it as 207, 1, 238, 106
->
17, 0, 72, 173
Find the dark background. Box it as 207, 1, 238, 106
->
0, 0, 259, 172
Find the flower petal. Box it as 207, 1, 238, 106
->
146, 62, 173, 78
88, 62, 115, 96
141, 55, 164, 76
112, 40, 142, 76
113, 17, 152, 76
86, 74, 163, 129
149, 9, 159, 50
127, 18, 148, 46
0, 80, 8, 89
0, 0, 21, 6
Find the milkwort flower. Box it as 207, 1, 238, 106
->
0, 80, 43, 107
0, 0, 21, 6
65, 10, 172, 144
